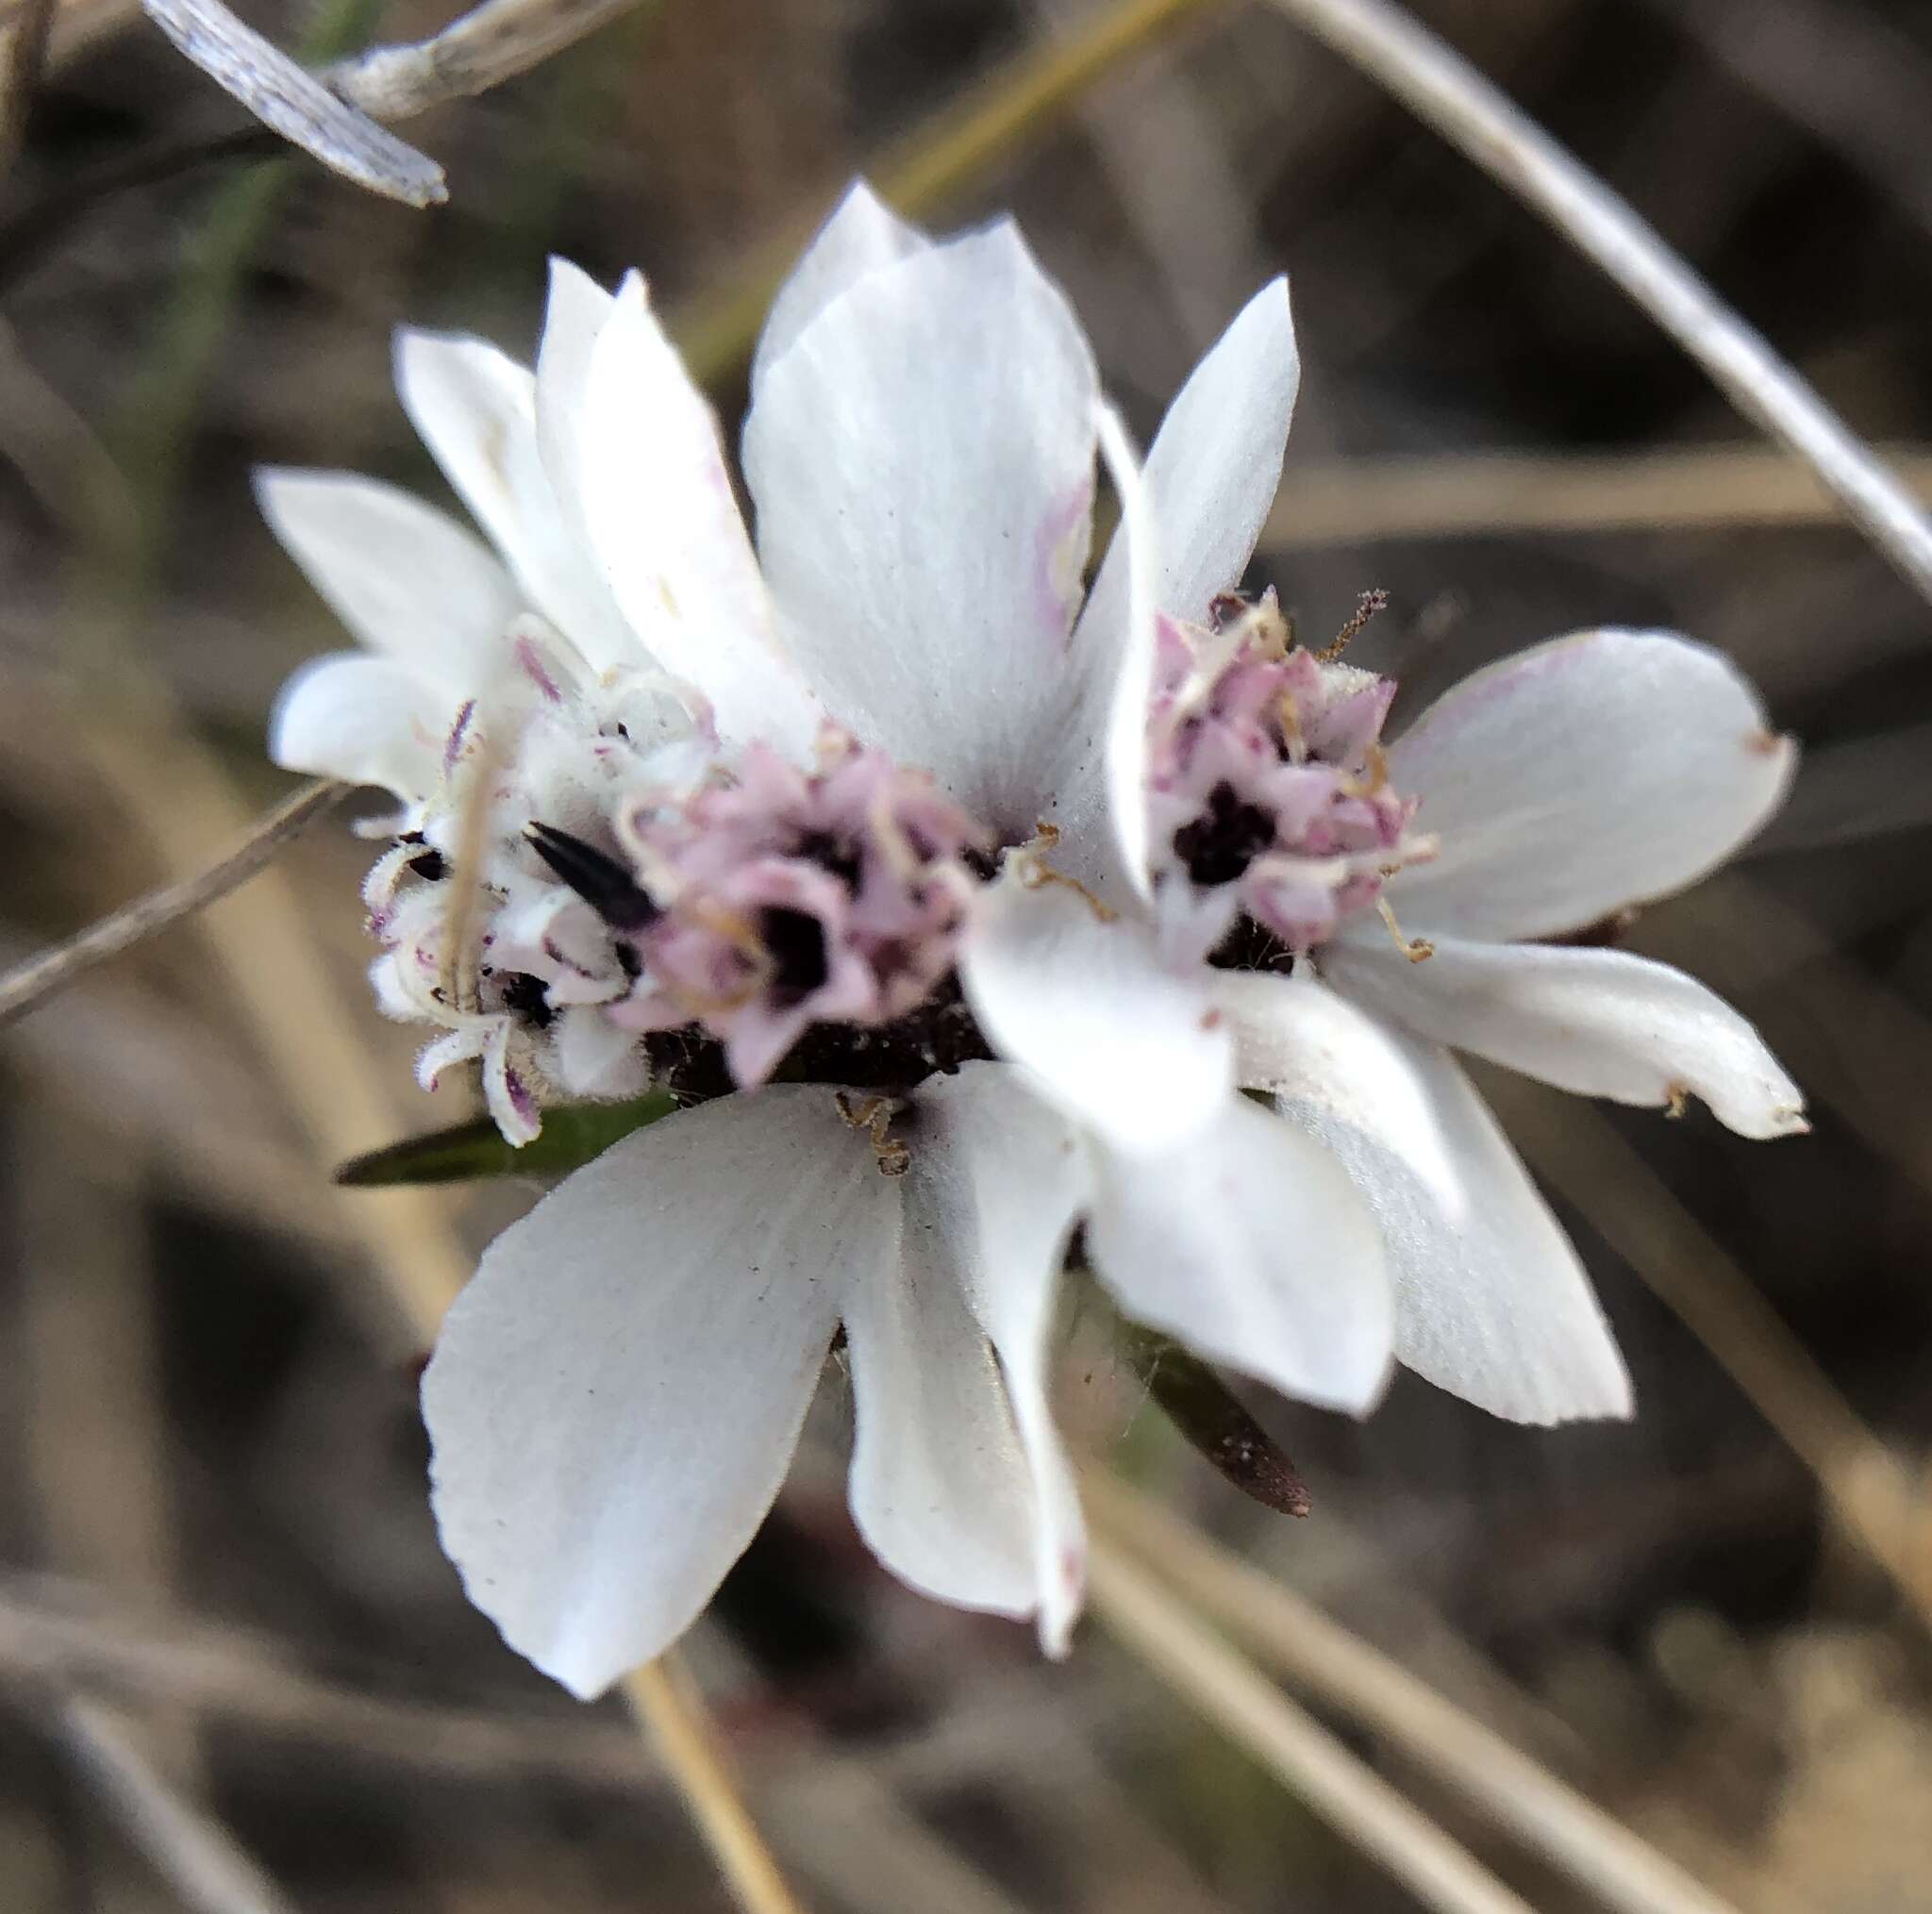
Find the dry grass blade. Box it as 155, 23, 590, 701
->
326, 0, 651, 121
1262, 0, 1932, 607
0, 777, 344, 1032
674, 0, 1232, 386
52, 1696, 299, 1914
1089, 1542, 1539, 1914
1264, 444, 1932, 547
623, 1661, 811, 1914
1088, 1476, 1740, 1914
1483, 1076, 1932, 1634
141, 0, 447, 204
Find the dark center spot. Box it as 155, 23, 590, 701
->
498, 970, 555, 1029
1173, 781, 1277, 887
1208, 915, 1297, 976
762, 907, 829, 1005
793, 830, 864, 890
407, 846, 448, 881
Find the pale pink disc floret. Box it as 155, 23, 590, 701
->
605, 731, 988, 1087
1144, 596, 1430, 965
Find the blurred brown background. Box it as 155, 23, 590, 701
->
4, 0, 1932, 1907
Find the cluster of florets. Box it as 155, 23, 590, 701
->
360, 621, 716, 1142
603, 732, 989, 1088
1144, 593, 1431, 967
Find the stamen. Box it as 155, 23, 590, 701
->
1316, 588, 1391, 662
835, 1090, 911, 1176
1013, 824, 1118, 923
1376, 895, 1433, 963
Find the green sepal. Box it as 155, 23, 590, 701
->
334, 1090, 679, 1188
1118, 1322, 1312, 1518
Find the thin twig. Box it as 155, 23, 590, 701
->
1262, 443, 1932, 547
1088, 1477, 1740, 1914
674, 0, 1234, 387
623, 1661, 810, 1914
52, 1697, 299, 1914
0, 0, 55, 181
1087, 1542, 1538, 1914
1261, 0, 1932, 607
325, 0, 647, 121
142, 0, 447, 205
0, 778, 345, 1032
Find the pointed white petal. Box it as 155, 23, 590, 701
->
1086, 1091, 1393, 1414
269, 652, 452, 796
256, 469, 525, 690
534, 256, 615, 529
424, 1090, 874, 1696
903, 1062, 1093, 1653
395, 325, 641, 674
743, 222, 1099, 829
752, 180, 926, 390
1386, 629, 1795, 940
1263, 988, 1632, 1424
1079, 276, 1297, 639
1324, 933, 1807, 1140
578, 275, 819, 752
1051, 281, 1297, 895
959, 871, 1231, 1154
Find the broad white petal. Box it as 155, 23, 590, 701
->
395, 326, 640, 674
424, 1090, 874, 1697
255, 468, 524, 690
578, 275, 818, 752
1324, 933, 1807, 1140
1266, 994, 1632, 1424
751, 180, 926, 390
743, 222, 1099, 830
1386, 629, 1795, 940
904, 1063, 1093, 1653
958, 871, 1230, 1154
269, 653, 452, 796
842, 1192, 1037, 1623
1085, 1092, 1393, 1414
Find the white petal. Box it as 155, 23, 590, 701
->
1385, 629, 1796, 940
1324, 933, 1807, 1140
269, 652, 452, 796
1085, 1092, 1393, 1414
1266, 996, 1632, 1424
534, 256, 615, 529
751, 180, 926, 391
958, 871, 1231, 1154
743, 222, 1099, 831
550, 1007, 650, 1099
903, 1062, 1093, 1653
842, 1196, 1037, 1623
394, 326, 640, 674
255, 468, 524, 690
424, 1090, 874, 1696
1050, 282, 1297, 896
578, 275, 819, 753
1079, 277, 1297, 639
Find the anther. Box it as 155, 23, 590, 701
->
1014, 824, 1118, 923
525, 823, 658, 931
835, 1090, 911, 1176
1316, 589, 1390, 662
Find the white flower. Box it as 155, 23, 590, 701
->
399, 188, 1407, 1698
1086, 323, 1807, 1425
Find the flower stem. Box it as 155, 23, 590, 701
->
622, 1659, 809, 1914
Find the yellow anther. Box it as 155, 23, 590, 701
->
1377, 895, 1433, 963
835, 1091, 911, 1176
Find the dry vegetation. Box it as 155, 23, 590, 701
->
4, 0, 1932, 1907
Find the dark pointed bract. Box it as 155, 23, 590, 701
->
526, 822, 658, 931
